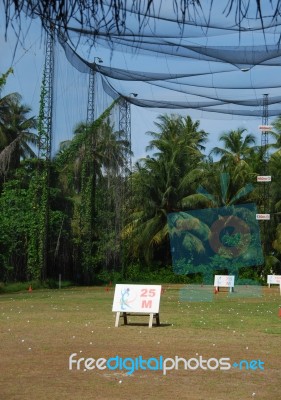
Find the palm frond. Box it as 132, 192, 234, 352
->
0, 134, 22, 174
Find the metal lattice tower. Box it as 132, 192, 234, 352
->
87, 69, 95, 124
258, 93, 271, 259
79, 67, 96, 274
37, 27, 55, 281
118, 98, 132, 271
119, 98, 132, 176
119, 97, 132, 217
261, 94, 269, 162
38, 28, 55, 160
261, 94, 270, 213
85, 68, 96, 250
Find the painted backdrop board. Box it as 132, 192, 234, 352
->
112, 284, 162, 313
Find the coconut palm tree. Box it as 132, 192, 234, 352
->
209, 128, 259, 198
124, 113, 209, 264
270, 115, 281, 151
56, 116, 130, 192
210, 128, 256, 166
0, 93, 37, 174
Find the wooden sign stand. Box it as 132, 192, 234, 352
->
115, 311, 160, 328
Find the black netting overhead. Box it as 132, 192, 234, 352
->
12, 0, 281, 120
58, 2, 281, 118
11, 0, 281, 37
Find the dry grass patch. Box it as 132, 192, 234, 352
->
0, 286, 280, 399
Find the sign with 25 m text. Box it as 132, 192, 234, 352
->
112, 284, 161, 313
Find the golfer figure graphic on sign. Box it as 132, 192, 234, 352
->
120, 288, 131, 310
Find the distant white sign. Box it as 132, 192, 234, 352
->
112, 284, 162, 313
214, 275, 235, 288
267, 275, 281, 285
257, 176, 271, 182
258, 125, 273, 131
256, 214, 270, 220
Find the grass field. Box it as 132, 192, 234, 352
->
0, 285, 281, 400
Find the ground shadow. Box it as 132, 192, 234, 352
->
119, 322, 171, 327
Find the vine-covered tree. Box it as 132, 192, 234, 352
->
55, 103, 131, 282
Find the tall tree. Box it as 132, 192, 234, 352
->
0, 93, 37, 175
271, 115, 281, 152
209, 128, 258, 193
210, 128, 256, 166
125, 113, 209, 264
55, 103, 130, 281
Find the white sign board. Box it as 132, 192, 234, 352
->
258, 125, 273, 131
214, 275, 235, 288
256, 214, 270, 220
267, 275, 281, 285
112, 284, 161, 313
257, 176, 271, 182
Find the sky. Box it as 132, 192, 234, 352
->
0, 3, 280, 163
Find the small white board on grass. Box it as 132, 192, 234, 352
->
214, 275, 235, 291
267, 275, 281, 292
214, 275, 235, 288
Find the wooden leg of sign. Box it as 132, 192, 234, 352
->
155, 313, 160, 326
115, 312, 120, 327
149, 313, 154, 328
279, 284, 281, 296
123, 312, 128, 325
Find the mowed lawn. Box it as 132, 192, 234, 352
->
0, 285, 281, 400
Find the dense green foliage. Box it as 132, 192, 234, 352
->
1, 70, 281, 285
